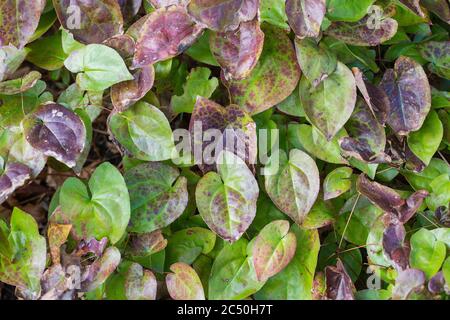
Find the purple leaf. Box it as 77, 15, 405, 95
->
325, 259, 355, 300
392, 268, 426, 300
0, 163, 31, 204
382, 222, 410, 271
286, 0, 326, 39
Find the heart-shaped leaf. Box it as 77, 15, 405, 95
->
209, 19, 264, 80
410, 228, 446, 279
125, 162, 188, 234
380, 56, 431, 135
286, 0, 326, 39
323, 167, 353, 200
53, 0, 124, 44
299, 61, 356, 140
24, 103, 86, 168
132, 6, 204, 68
325, 259, 355, 300
125, 230, 168, 259
111, 65, 155, 112
252, 220, 297, 281
195, 151, 259, 242
187, 0, 259, 31
189, 97, 257, 173
382, 218, 410, 271
265, 149, 320, 225
0, 162, 31, 204
108, 102, 176, 161
0, 0, 45, 49
326, 0, 375, 22
223, 24, 301, 115
125, 262, 157, 300
52, 162, 131, 244
166, 262, 205, 300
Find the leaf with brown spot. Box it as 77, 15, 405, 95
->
166, 262, 205, 300
189, 97, 257, 173
24, 103, 86, 168
223, 24, 301, 115
356, 174, 429, 223
209, 19, 264, 80
0, 163, 31, 205
325, 6, 398, 46
252, 220, 297, 282
325, 259, 355, 300
286, 0, 326, 39
265, 149, 320, 225
187, 0, 259, 31
126, 230, 168, 259
132, 6, 204, 68
125, 263, 157, 300
111, 65, 155, 112
380, 56, 431, 136
47, 222, 72, 265
0, 0, 45, 49
53, 0, 124, 44
195, 151, 259, 242
299, 61, 356, 140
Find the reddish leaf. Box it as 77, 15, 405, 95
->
0, 163, 31, 204
325, 259, 355, 300
166, 262, 205, 300
286, 0, 326, 39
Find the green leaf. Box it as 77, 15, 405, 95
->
402, 158, 450, 192
171, 67, 219, 114
108, 102, 176, 161
53, 162, 130, 244
323, 167, 353, 200
26, 31, 68, 71
410, 228, 446, 279
260, 0, 290, 30
326, 0, 375, 22
185, 30, 220, 66
64, 44, 133, 91
407, 110, 443, 165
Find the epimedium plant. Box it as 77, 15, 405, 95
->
0, 0, 449, 301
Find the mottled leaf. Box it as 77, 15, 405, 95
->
0, 162, 30, 204
325, 259, 355, 300
286, 0, 325, 39
382, 221, 410, 271
210, 19, 264, 80
125, 262, 157, 300
132, 6, 204, 67
196, 151, 259, 242
391, 268, 426, 300
24, 103, 86, 168
420, 41, 450, 80
422, 0, 450, 24
166, 262, 205, 300
265, 149, 320, 225
82, 246, 121, 292
126, 230, 168, 259
47, 222, 72, 265
125, 162, 188, 234
380, 56, 431, 135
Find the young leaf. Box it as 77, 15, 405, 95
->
323, 167, 353, 200
209, 19, 264, 80
223, 24, 301, 115
195, 151, 259, 242
380, 56, 431, 136
52, 162, 131, 244
166, 262, 205, 300
124, 162, 188, 234
24, 103, 86, 168
252, 220, 297, 281
299, 61, 356, 140
132, 6, 204, 68
286, 0, 326, 39
265, 149, 320, 225
53, 0, 124, 44
64, 44, 134, 91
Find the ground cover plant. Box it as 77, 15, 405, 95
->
0, 0, 449, 300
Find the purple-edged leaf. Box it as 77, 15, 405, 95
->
24, 103, 86, 168
422, 0, 450, 24
82, 246, 121, 292
325, 7, 398, 46
0, 0, 45, 49
339, 98, 390, 164
385, 134, 426, 173
53, 0, 124, 44
125, 263, 157, 300
265, 149, 320, 225
391, 268, 426, 300
189, 97, 257, 173
252, 220, 297, 281
286, 0, 326, 39
325, 259, 355, 300
399, 0, 426, 18
75, 237, 108, 258
223, 24, 301, 115
166, 262, 205, 300
187, 0, 259, 31
352, 67, 390, 125
118, 0, 143, 21
111, 65, 155, 112
132, 6, 204, 68
209, 19, 264, 80
149, 0, 189, 8
103, 34, 136, 60
125, 162, 188, 234
0, 163, 31, 204
380, 56, 431, 136
382, 222, 410, 271
126, 230, 168, 258
428, 271, 446, 295
195, 151, 259, 242
356, 174, 428, 223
